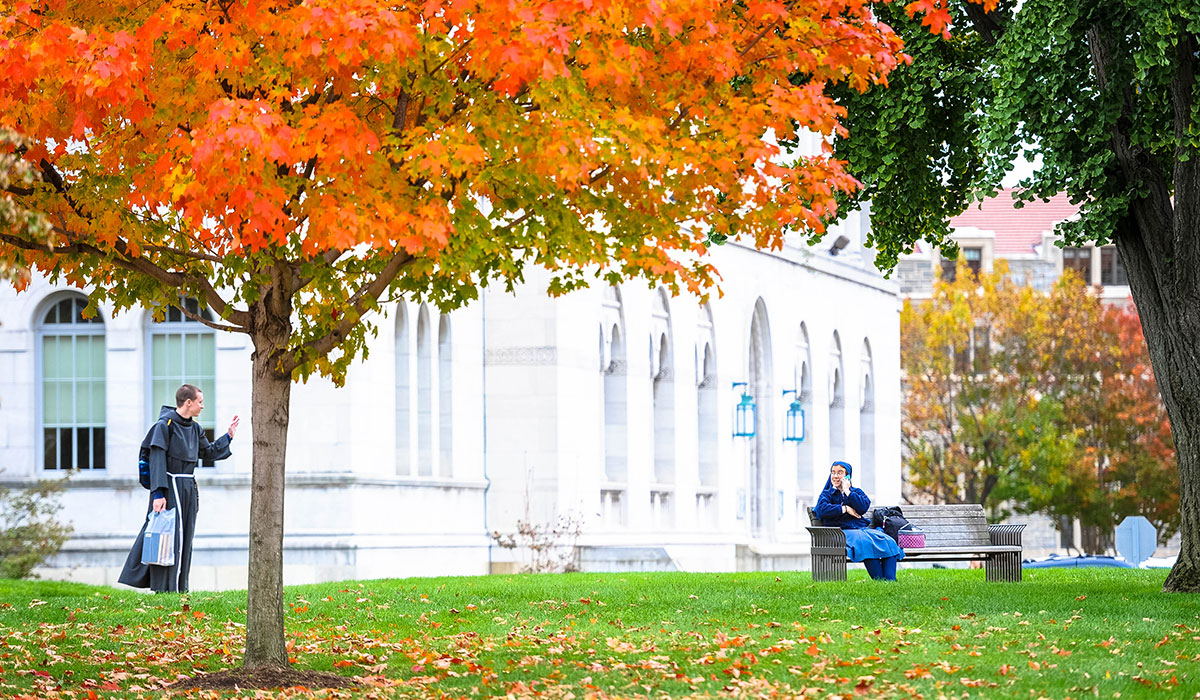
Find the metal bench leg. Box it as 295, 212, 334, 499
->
812, 551, 847, 582
985, 552, 1022, 582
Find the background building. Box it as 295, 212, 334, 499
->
0, 209, 904, 589
895, 190, 1131, 306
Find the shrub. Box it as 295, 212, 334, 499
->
0, 478, 73, 579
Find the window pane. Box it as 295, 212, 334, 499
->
1101, 247, 1128, 286
77, 428, 90, 469
59, 336, 75, 377
91, 379, 105, 422
44, 428, 58, 469
198, 335, 216, 377
153, 380, 174, 410
90, 337, 106, 379
75, 336, 91, 377
940, 258, 957, 282
185, 333, 201, 370
61, 428, 73, 469
202, 428, 215, 468
76, 381, 92, 423
152, 334, 168, 376
93, 427, 106, 469
165, 334, 183, 376
44, 381, 60, 422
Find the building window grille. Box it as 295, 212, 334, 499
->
1063, 247, 1093, 283
148, 298, 217, 467
1100, 246, 1128, 286
39, 295, 106, 470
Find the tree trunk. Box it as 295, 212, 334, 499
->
242, 282, 296, 668
1117, 211, 1200, 592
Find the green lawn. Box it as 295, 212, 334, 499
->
0, 569, 1197, 698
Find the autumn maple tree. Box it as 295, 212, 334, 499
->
0, 0, 960, 673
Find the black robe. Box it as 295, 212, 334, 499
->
118, 405, 232, 592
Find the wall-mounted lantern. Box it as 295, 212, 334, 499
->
782, 388, 806, 442
732, 381, 756, 438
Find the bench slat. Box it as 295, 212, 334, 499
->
903, 545, 1021, 554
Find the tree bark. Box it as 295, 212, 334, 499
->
242, 277, 295, 668
1089, 20, 1200, 593
1117, 211, 1200, 592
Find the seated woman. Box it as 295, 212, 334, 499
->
814, 460, 904, 581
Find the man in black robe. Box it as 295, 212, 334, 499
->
119, 384, 239, 592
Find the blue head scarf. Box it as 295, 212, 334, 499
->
822, 460, 854, 493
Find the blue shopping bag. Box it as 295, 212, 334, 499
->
141, 508, 176, 567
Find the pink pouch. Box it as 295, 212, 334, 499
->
898, 530, 926, 548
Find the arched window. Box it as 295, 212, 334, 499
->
148, 297, 217, 467
38, 294, 105, 470
696, 304, 717, 488
438, 314, 453, 477
747, 298, 773, 536
395, 302, 411, 475
794, 323, 815, 515
696, 303, 718, 529
859, 339, 876, 494
417, 305, 433, 476
649, 289, 674, 528
600, 286, 627, 527
650, 289, 674, 484
828, 332, 846, 468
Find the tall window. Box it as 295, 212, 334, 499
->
696, 306, 717, 488
1100, 246, 1128, 286
650, 290, 674, 486
859, 340, 876, 495
395, 303, 411, 475
39, 295, 106, 470
417, 305, 433, 476
600, 286, 628, 528
828, 332, 845, 464
438, 315, 453, 477
1063, 246, 1092, 282
794, 324, 815, 514
148, 297, 217, 467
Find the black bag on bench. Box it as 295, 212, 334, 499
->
871, 506, 910, 543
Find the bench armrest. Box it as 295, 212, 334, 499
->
989, 523, 1026, 547
806, 526, 846, 549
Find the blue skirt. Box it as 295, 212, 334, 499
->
844, 528, 905, 562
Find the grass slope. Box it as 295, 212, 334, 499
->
0, 569, 1197, 698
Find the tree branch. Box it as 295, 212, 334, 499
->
0, 224, 249, 331
278, 252, 416, 375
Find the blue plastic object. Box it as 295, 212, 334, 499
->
1023, 554, 1134, 569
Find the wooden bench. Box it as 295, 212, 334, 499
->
806, 504, 1026, 582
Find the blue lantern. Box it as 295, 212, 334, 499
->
732, 382, 756, 438
782, 389, 805, 442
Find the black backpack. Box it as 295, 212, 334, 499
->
137, 418, 172, 489
871, 506, 910, 542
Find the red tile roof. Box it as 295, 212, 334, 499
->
950, 189, 1080, 256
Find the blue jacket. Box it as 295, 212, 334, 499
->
814, 463, 871, 529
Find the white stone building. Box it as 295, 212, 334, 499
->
0, 215, 902, 589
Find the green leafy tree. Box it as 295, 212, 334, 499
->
837, 0, 1200, 590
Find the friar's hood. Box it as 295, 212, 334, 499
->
159, 404, 192, 425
